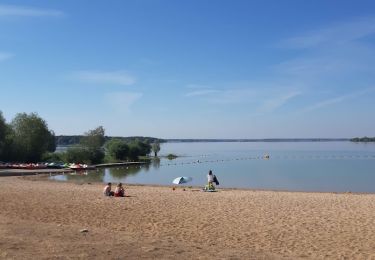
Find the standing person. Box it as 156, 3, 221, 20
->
114, 183, 125, 197
103, 182, 114, 196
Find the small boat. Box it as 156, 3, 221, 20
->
46, 162, 67, 169
69, 163, 95, 171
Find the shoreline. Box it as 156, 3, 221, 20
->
28, 174, 375, 196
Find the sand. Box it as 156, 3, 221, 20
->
1, 176, 375, 259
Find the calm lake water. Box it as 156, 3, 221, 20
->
51, 142, 375, 193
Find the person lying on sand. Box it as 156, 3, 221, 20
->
114, 183, 125, 197
103, 182, 114, 196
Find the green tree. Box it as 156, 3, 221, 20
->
0, 113, 14, 162
63, 147, 90, 164
10, 113, 55, 162
151, 141, 161, 157
105, 139, 129, 161
134, 140, 151, 155
78, 126, 105, 164
0, 111, 7, 160
80, 126, 106, 149
128, 144, 141, 161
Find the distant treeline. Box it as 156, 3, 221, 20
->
56, 135, 165, 146
350, 137, 375, 142
0, 110, 165, 163
166, 138, 349, 143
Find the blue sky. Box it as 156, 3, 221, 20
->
1, 0, 375, 138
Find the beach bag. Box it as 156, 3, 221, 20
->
213, 175, 219, 185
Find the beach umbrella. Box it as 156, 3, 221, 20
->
172, 176, 192, 185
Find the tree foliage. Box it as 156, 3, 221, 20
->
0, 112, 56, 162
0, 112, 12, 161
151, 141, 161, 157
80, 126, 106, 149
63, 147, 91, 164
0, 111, 157, 164
132, 140, 151, 156
55, 135, 164, 146
351, 136, 375, 142
105, 139, 129, 161
63, 126, 106, 164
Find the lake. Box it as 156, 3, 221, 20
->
51, 141, 375, 193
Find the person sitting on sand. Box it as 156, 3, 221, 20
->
206, 170, 216, 190
114, 183, 125, 197
207, 170, 214, 186
103, 182, 114, 196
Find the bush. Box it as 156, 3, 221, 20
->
167, 154, 178, 160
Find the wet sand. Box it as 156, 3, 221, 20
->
1, 176, 375, 259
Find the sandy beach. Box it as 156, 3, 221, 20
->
1, 176, 375, 259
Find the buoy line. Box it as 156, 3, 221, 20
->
156, 154, 375, 167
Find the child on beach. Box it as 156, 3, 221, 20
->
103, 182, 114, 196
114, 183, 125, 197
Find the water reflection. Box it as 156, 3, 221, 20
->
107, 165, 146, 178
65, 170, 104, 182
56, 160, 161, 183
152, 157, 161, 168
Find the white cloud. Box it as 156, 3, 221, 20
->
0, 52, 13, 61
0, 5, 64, 17
73, 70, 136, 86
105, 91, 142, 113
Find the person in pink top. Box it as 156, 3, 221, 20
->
114, 183, 125, 197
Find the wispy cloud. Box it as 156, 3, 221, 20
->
105, 91, 143, 113
185, 89, 220, 97
0, 4, 64, 17
185, 85, 257, 104
207, 89, 257, 104
273, 16, 375, 117
302, 88, 375, 112
280, 17, 375, 49
276, 18, 375, 81
184, 83, 301, 112
0, 52, 13, 61
257, 91, 301, 113
72, 70, 136, 86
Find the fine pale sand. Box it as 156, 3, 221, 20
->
1, 177, 375, 259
